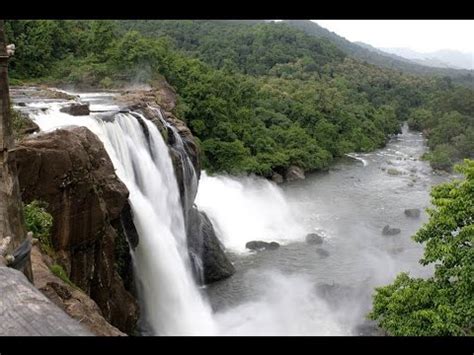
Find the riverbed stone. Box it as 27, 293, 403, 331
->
60, 102, 90, 116
387, 168, 402, 176
306, 233, 324, 245
246, 240, 280, 251
404, 208, 421, 218
382, 225, 401, 236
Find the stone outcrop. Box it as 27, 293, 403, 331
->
245, 240, 280, 251
15, 127, 139, 334
60, 102, 90, 116
0, 265, 93, 336
285, 165, 305, 181
30, 244, 125, 336
186, 208, 235, 284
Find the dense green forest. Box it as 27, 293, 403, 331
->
4, 20, 474, 176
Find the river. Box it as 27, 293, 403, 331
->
197, 124, 451, 335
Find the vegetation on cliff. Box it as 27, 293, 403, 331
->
5, 20, 473, 175
23, 200, 53, 255
369, 159, 474, 335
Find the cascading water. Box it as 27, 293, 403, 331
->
31, 103, 216, 335
151, 107, 205, 285
195, 172, 306, 253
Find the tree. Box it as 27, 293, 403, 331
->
369, 159, 474, 335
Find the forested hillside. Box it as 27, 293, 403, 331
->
5, 20, 473, 176
283, 20, 474, 87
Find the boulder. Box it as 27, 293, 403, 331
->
14, 111, 40, 136
387, 168, 402, 176
186, 208, 235, 284
404, 208, 421, 218
268, 242, 280, 250
382, 225, 401, 236
60, 102, 90, 116
271, 172, 284, 184
285, 165, 305, 181
245, 240, 280, 251
306, 233, 324, 245
16, 127, 139, 334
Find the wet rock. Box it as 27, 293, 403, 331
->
245, 240, 280, 251
186, 208, 235, 284
306, 233, 324, 245
387, 168, 402, 176
60, 102, 90, 116
285, 165, 305, 181
382, 225, 401, 236
316, 248, 330, 257
13, 111, 40, 136
267, 242, 280, 250
271, 172, 284, 184
404, 208, 421, 218
354, 321, 385, 336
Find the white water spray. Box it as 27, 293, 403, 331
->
195, 172, 306, 253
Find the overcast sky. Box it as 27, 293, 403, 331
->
313, 20, 474, 53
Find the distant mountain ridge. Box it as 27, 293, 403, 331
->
380, 47, 473, 70
282, 20, 473, 82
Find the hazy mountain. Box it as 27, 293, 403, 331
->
381, 48, 474, 70
282, 20, 473, 82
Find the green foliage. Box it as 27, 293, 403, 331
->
407, 87, 474, 171
50, 264, 75, 287
369, 160, 474, 336
10, 106, 30, 139
5, 19, 474, 176
24, 200, 54, 255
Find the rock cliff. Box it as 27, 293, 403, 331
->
16, 127, 139, 334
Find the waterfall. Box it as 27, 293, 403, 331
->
195, 172, 306, 253
32, 105, 216, 335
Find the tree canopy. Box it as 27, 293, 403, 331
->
369, 159, 474, 336
4, 20, 473, 175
